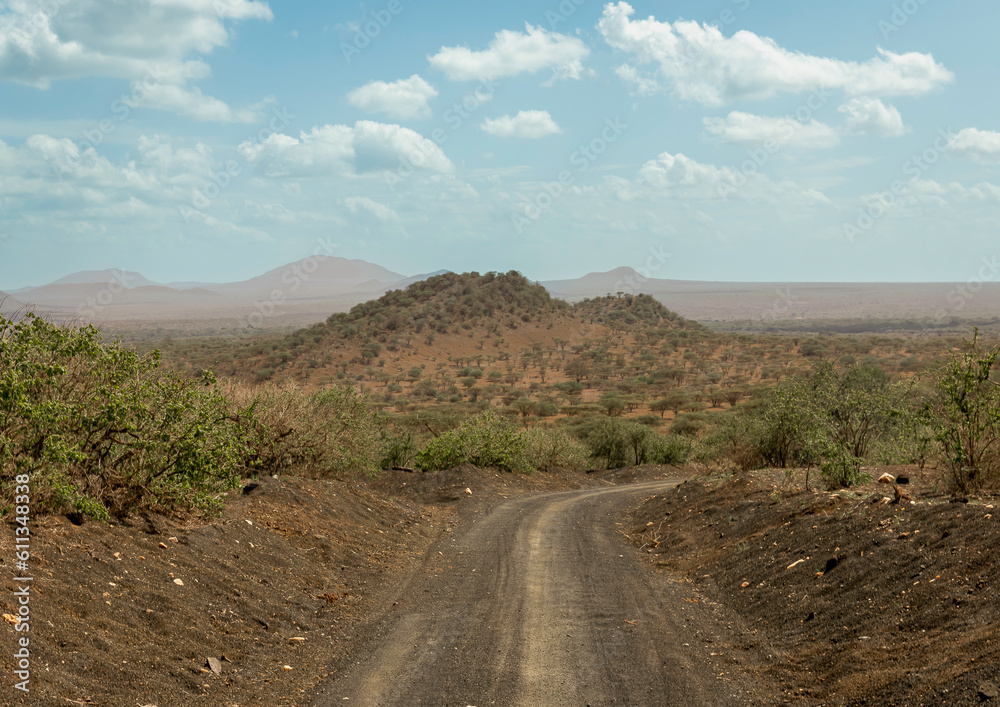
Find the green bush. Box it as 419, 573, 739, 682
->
649, 434, 690, 465
0, 314, 382, 521
931, 330, 1000, 491
0, 314, 247, 519
723, 362, 908, 481
819, 448, 869, 489
378, 429, 415, 469
415, 410, 529, 473
523, 428, 590, 471
584, 418, 684, 469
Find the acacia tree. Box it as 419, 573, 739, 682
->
565, 358, 590, 383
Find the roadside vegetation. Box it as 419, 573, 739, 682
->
3, 272, 999, 521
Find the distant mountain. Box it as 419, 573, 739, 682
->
208, 256, 407, 300
542, 267, 670, 300
39, 269, 161, 290
5, 257, 412, 319
0, 290, 25, 316
351, 269, 452, 298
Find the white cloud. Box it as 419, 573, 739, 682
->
0, 133, 210, 199
948, 128, 1000, 163
616, 64, 660, 95
703, 112, 840, 149
0, 0, 272, 122
636, 151, 830, 205
347, 75, 438, 120
132, 82, 272, 124
597, 2, 954, 106
838, 98, 906, 137
344, 196, 400, 222
429, 24, 589, 84
239, 121, 454, 177
0, 133, 274, 243
481, 110, 562, 139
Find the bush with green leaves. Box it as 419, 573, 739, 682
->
0, 314, 248, 520
377, 429, 415, 469
931, 330, 1000, 492
0, 314, 382, 521
584, 417, 687, 469
649, 433, 690, 465
415, 410, 529, 473
724, 363, 908, 486
819, 448, 869, 489
523, 428, 590, 471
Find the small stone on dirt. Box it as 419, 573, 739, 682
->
465, 488, 472, 495
206, 657, 222, 674
158, 542, 168, 549
173, 578, 184, 586
979, 681, 999, 701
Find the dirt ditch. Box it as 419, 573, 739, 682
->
629, 466, 1000, 705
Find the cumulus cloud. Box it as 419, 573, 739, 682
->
0, 133, 271, 244
636, 151, 830, 204
347, 75, 438, 120
616, 64, 660, 95
703, 112, 840, 149
597, 2, 954, 106
428, 24, 589, 84
838, 98, 907, 137
238, 121, 454, 177
0, 0, 272, 122
481, 110, 561, 139
948, 128, 1000, 163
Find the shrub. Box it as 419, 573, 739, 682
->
931, 330, 1000, 491
649, 434, 690, 465
378, 429, 415, 469
819, 448, 869, 489
723, 362, 908, 477
415, 410, 529, 473
233, 383, 380, 480
0, 314, 247, 520
584, 418, 682, 469
535, 402, 560, 417
523, 428, 590, 471
722, 383, 822, 470
671, 413, 705, 437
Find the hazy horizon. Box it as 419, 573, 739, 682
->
9, 257, 1000, 294
2, 1, 999, 290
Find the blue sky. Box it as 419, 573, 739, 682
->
1, 0, 999, 289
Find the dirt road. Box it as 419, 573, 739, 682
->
312, 481, 746, 706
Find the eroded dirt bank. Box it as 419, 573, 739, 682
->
629, 467, 1000, 706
